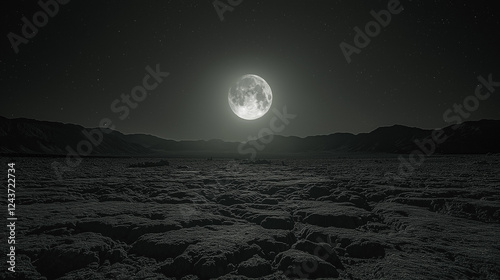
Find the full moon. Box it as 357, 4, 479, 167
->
228, 74, 272, 120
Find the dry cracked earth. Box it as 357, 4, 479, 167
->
0, 155, 499, 279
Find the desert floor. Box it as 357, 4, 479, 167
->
1, 155, 499, 279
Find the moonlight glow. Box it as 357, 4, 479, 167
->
228, 74, 273, 120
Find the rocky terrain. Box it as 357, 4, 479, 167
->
1, 155, 499, 279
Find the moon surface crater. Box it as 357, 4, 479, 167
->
228, 74, 272, 120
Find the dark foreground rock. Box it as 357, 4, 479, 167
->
274, 249, 339, 278
2, 156, 499, 280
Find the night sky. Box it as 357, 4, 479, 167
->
1, 0, 499, 141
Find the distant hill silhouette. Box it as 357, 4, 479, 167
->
0, 116, 499, 157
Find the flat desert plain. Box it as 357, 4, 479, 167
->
1, 155, 499, 279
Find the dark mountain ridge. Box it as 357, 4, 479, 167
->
0, 116, 499, 157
